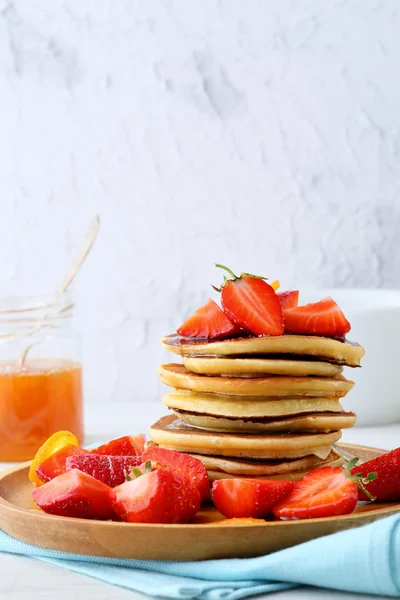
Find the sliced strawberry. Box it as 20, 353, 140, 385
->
351, 448, 400, 501
214, 265, 283, 336
277, 290, 299, 310
142, 446, 209, 502
283, 297, 351, 337
212, 479, 294, 519
66, 454, 141, 488
36, 445, 90, 484
177, 298, 241, 339
110, 463, 200, 523
273, 466, 358, 520
33, 469, 114, 520
91, 434, 145, 457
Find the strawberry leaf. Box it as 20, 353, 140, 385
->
363, 472, 377, 483
126, 460, 152, 481
344, 458, 377, 501
345, 457, 359, 472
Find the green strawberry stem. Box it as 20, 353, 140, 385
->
212, 264, 268, 292
126, 460, 152, 482
215, 264, 237, 280
345, 457, 377, 501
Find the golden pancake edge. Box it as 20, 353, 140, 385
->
149, 415, 342, 459
158, 363, 354, 398
171, 409, 357, 433
163, 390, 344, 418
188, 448, 344, 476
183, 355, 343, 377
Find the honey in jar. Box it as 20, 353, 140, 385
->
0, 294, 84, 462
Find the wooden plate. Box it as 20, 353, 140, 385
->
0, 443, 398, 561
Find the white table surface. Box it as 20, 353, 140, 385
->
0, 401, 398, 600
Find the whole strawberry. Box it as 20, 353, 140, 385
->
351, 448, 400, 501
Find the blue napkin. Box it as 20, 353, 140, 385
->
1, 514, 400, 599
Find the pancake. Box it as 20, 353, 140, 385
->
207, 452, 345, 481
163, 390, 344, 418
189, 448, 344, 476
172, 409, 357, 433
162, 334, 364, 367
183, 356, 343, 378
158, 364, 354, 398
149, 415, 342, 459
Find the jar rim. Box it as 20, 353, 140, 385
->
0, 292, 74, 330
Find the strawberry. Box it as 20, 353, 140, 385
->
351, 448, 400, 501
283, 297, 351, 337
142, 446, 209, 502
91, 434, 145, 457
213, 264, 284, 336
110, 461, 201, 523
33, 469, 114, 520
273, 463, 374, 520
277, 290, 299, 310
212, 478, 294, 519
177, 298, 241, 340
66, 454, 141, 488
36, 445, 90, 484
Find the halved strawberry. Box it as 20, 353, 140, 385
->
91, 434, 145, 457
273, 466, 358, 519
33, 469, 113, 520
212, 478, 294, 519
142, 446, 209, 502
66, 454, 141, 488
214, 265, 284, 336
110, 462, 200, 523
283, 297, 351, 337
177, 298, 241, 339
36, 444, 90, 484
351, 448, 400, 501
277, 290, 299, 310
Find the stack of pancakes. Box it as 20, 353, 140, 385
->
149, 334, 365, 482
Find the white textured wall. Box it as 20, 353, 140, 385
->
0, 0, 400, 404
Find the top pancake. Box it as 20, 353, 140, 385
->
162, 334, 364, 367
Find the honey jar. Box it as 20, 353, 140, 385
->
0, 293, 83, 461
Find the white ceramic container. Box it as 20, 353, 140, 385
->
300, 289, 400, 427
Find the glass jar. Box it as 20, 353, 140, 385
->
0, 293, 83, 462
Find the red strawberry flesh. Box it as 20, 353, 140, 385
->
36, 445, 90, 483
91, 434, 145, 457
110, 466, 201, 524
273, 466, 358, 520
66, 454, 141, 488
221, 277, 284, 336
283, 297, 351, 337
177, 298, 241, 340
212, 478, 294, 519
142, 446, 209, 502
277, 290, 299, 310
33, 469, 114, 520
